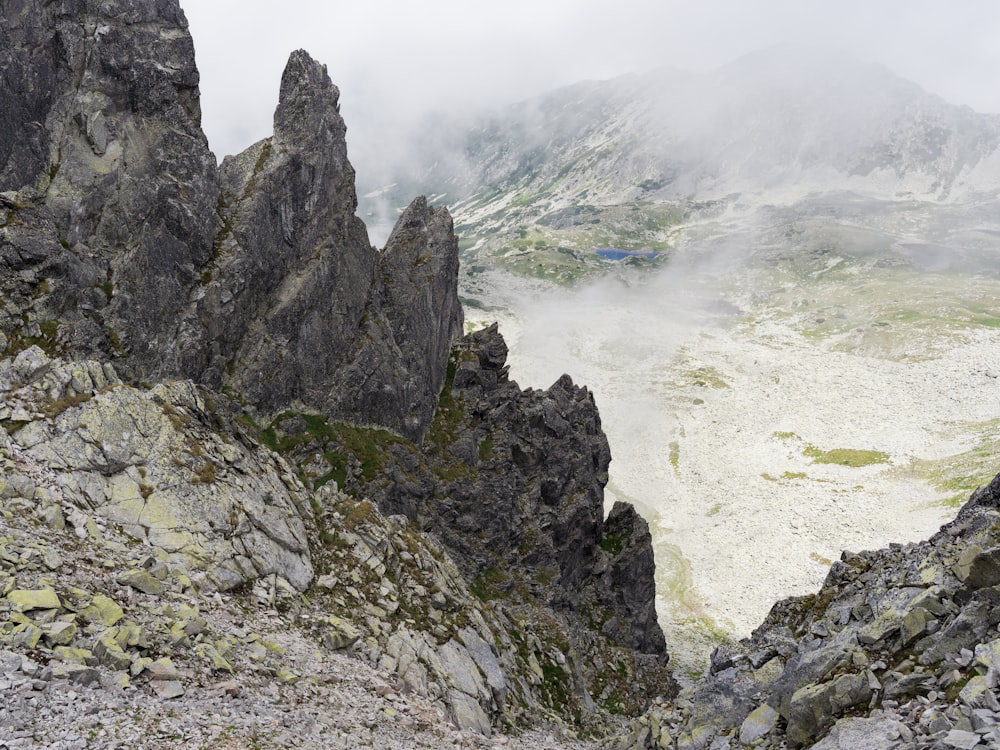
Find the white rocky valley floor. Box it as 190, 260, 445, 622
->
465, 262, 1000, 678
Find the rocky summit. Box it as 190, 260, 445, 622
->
0, 0, 669, 747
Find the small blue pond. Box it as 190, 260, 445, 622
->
595, 248, 659, 261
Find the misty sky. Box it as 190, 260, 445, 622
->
183, 1, 1000, 173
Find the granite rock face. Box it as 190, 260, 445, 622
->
594, 501, 665, 656
1, 346, 313, 592
0, 0, 219, 373
431, 327, 613, 613
326, 195, 463, 438
170, 48, 463, 438
170, 47, 376, 403
259, 323, 674, 717
0, 353, 568, 736
1, 3, 461, 440
339, 324, 666, 657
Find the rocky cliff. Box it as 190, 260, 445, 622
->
3, 3, 1000, 749
0, 0, 669, 744
381, 323, 665, 657
1, 1, 462, 440
247, 324, 674, 719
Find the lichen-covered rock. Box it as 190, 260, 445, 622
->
312, 486, 519, 730
786, 672, 872, 746
3, 350, 313, 592
118, 569, 165, 596
739, 703, 780, 745
318, 616, 360, 651
7, 588, 61, 612
80, 595, 124, 628
611, 471, 1000, 749
809, 716, 908, 750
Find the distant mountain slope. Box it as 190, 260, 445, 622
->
360, 46, 1000, 282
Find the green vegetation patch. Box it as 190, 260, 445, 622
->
540, 662, 572, 710
477, 433, 495, 461
3, 316, 62, 358
243, 410, 410, 490
743, 258, 1000, 360
913, 419, 1000, 507
426, 356, 464, 447
599, 531, 628, 556
684, 366, 729, 389
763, 470, 809, 482
770, 431, 888, 469
461, 200, 682, 285
470, 567, 509, 601
424, 351, 478, 482
803, 445, 890, 468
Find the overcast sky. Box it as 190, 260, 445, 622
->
182, 1, 1000, 171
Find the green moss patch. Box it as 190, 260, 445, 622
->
803, 445, 890, 468
599, 531, 627, 556
242, 411, 410, 490
684, 366, 729, 389
470, 567, 509, 601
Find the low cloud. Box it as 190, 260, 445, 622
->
182, 0, 1000, 186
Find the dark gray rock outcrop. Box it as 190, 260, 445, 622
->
325, 323, 666, 658
330, 195, 463, 438
1, 0, 219, 372
243, 322, 674, 720
170, 49, 462, 437
593, 502, 665, 656
428, 326, 613, 613
1, 2, 461, 440
613, 471, 1000, 749
170, 48, 376, 399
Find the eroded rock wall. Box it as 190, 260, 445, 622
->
268, 325, 674, 718
1, 0, 219, 372
314, 324, 666, 657
1, 3, 461, 440
1, 346, 313, 591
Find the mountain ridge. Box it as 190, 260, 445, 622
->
0, 0, 670, 743
359, 47, 1000, 284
